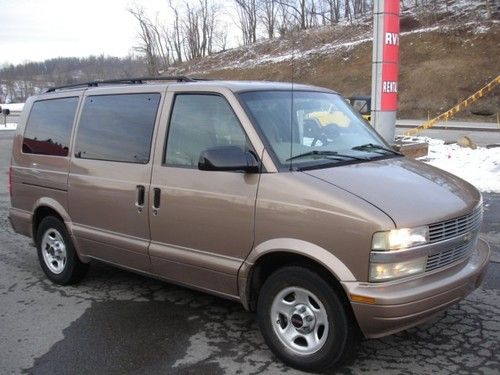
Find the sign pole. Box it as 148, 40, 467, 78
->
371, 0, 400, 142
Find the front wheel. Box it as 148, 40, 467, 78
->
257, 266, 356, 372
36, 216, 89, 285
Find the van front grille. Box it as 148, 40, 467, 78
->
424, 204, 483, 273
425, 239, 476, 272
428, 205, 483, 243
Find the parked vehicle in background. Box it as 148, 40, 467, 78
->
9, 77, 489, 372
348, 95, 371, 122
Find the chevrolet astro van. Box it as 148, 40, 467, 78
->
9, 77, 489, 372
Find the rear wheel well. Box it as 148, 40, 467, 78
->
246, 252, 351, 312
32, 206, 65, 241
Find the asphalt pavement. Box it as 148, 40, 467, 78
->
394, 119, 500, 147
0, 130, 499, 374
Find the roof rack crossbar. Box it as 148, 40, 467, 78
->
45, 76, 197, 93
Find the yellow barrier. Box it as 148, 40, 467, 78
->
405, 75, 500, 136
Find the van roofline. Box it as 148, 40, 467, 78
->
44, 76, 202, 93
41, 77, 338, 96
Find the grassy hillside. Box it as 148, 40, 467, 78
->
171, 19, 499, 121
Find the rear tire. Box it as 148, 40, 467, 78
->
36, 216, 89, 285
257, 266, 357, 372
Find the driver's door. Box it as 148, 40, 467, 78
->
149, 91, 260, 298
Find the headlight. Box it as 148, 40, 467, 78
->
369, 256, 427, 282
372, 226, 429, 251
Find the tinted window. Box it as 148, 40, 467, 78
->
165, 94, 249, 167
75, 93, 160, 163
23, 97, 78, 156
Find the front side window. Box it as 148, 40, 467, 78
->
23, 97, 78, 156
75, 93, 160, 163
239, 91, 393, 170
165, 94, 249, 167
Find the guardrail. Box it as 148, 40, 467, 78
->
405, 76, 500, 136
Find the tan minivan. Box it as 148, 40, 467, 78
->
9, 77, 489, 372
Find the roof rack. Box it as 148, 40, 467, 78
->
45, 76, 199, 93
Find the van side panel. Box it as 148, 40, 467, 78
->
10, 93, 84, 240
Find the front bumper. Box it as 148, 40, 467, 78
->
343, 238, 490, 338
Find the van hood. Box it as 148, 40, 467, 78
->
303, 157, 481, 228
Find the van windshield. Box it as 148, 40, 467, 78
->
239, 90, 397, 170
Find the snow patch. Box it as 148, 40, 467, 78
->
0, 123, 17, 131
474, 25, 490, 34
1, 103, 24, 112
412, 137, 500, 193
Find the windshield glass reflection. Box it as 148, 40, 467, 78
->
239, 90, 395, 170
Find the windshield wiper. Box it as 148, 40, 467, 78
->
351, 143, 402, 155
286, 150, 368, 162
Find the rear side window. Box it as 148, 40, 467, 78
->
23, 97, 79, 156
75, 93, 161, 164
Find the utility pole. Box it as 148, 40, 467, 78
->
370, 0, 400, 142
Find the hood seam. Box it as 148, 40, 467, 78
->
302, 171, 397, 228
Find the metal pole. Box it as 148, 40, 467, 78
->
371, 0, 400, 142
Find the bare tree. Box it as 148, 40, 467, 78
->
183, 0, 220, 59
214, 23, 229, 51
259, 0, 279, 39
128, 6, 160, 75
200, 0, 219, 55
285, 0, 307, 29
327, 0, 341, 24
184, 2, 202, 59
276, 0, 317, 30
485, 0, 492, 19
276, 0, 291, 35
344, 0, 352, 22
234, 0, 258, 45
168, 0, 184, 63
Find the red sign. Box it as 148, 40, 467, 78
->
380, 1, 400, 111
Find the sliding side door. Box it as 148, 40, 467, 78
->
68, 87, 164, 272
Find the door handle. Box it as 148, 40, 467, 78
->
136, 185, 145, 207
153, 188, 161, 211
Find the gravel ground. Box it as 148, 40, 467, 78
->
0, 131, 499, 375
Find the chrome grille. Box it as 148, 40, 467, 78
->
426, 239, 476, 272
428, 205, 483, 243
424, 205, 483, 272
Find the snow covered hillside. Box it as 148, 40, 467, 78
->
170, 1, 499, 121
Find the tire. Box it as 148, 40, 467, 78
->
36, 216, 89, 285
257, 266, 357, 373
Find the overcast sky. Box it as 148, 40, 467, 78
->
0, 0, 237, 65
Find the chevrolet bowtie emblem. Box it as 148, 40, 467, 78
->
463, 232, 473, 242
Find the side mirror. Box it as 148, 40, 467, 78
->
198, 146, 259, 173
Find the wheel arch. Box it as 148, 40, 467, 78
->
31, 198, 71, 240
31, 199, 88, 262
239, 239, 356, 312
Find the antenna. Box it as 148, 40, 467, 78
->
289, 29, 296, 171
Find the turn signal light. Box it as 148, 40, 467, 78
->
350, 294, 376, 304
